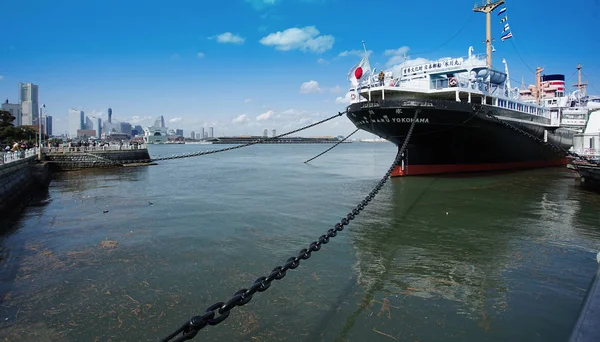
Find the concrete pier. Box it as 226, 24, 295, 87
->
0, 156, 51, 215
43, 147, 151, 171
569, 253, 600, 342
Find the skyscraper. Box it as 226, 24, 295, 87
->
19, 83, 39, 126
44, 115, 53, 136
272, 129, 276, 137
154, 116, 166, 128
96, 117, 102, 137
200, 127, 205, 140
263, 129, 268, 137
209, 127, 214, 138
68, 109, 84, 138
108, 107, 112, 123
191, 131, 195, 139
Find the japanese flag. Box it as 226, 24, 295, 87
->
348, 55, 371, 88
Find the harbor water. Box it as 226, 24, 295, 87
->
1, 143, 599, 341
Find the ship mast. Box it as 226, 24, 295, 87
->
473, 0, 505, 68
573, 64, 588, 96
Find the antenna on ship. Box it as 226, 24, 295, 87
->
573, 64, 588, 96
473, 0, 505, 68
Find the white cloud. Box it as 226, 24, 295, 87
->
338, 49, 372, 57
209, 32, 245, 44
197, 52, 205, 58
126, 115, 154, 125
317, 58, 329, 65
384, 46, 410, 56
384, 46, 411, 66
330, 85, 342, 93
259, 26, 334, 53
232, 114, 251, 124
335, 92, 353, 105
299, 80, 322, 94
256, 110, 276, 121
244, 98, 252, 103
169, 117, 183, 123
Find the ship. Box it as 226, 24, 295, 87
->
344, 0, 582, 177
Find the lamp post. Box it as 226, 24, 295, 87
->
38, 104, 45, 160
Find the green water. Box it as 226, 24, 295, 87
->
1, 143, 599, 341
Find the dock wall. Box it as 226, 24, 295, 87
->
0, 157, 51, 214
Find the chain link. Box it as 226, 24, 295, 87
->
160, 108, 421, 342
477, 105, 599, 166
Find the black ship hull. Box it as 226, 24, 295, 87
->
346, 99, 573, 176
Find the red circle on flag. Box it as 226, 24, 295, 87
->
355, 67, 363, 79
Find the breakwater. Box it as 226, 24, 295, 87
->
44, 148, 152, 171
0, 156, 51, 215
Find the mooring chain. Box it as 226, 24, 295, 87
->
160, 109, 420, 342
479, 107, 599, 166
304, 128, 359, 164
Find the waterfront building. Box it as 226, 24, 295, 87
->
2, 99, 22, 126
68, 109, 84, 138
143, 126, 168, 144
272, 129, 276, 137
45, 115, 53, 136
190, 131, 195, 139
108, 107, 112, 123
19, 83, 39, 126
263, 129, 268, 137
175, 129, 183, 137
209, 127, 214, 138
95, 117, 102, 137
200, 127, 205, 140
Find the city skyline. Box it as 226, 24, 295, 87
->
1, 0, 598, 139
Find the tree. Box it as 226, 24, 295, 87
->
0, 110, 16, 129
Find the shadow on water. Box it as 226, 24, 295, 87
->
328, 169, 600, 342
0, 188, 52, 319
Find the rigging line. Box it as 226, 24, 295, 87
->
581, 71, 600, 95
508, 39, 536, 75
409, 15, 475, 57
304, 128, 359, 164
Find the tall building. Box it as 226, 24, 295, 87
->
108, 107, 112, 123
19, 83, 39, 126
209, 127, 214, 138
200, 127, 205, 140
119, 122, 132, 136
68, 109, 84, 138
2, 99, 22, 126
44, 115, 53, 136
263, 129, 268, 137
272, 129, 276, 137
84, 116, 94, 130
154, 116, 166, 128
190, 131, 195, 139
175, 129, 183, 137
96, 117, 102, 137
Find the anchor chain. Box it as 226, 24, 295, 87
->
160, 108, 420, 342
478, 106, 599, 166
111, 112, 346, 165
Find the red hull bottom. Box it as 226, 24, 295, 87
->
391, 158, 569, 177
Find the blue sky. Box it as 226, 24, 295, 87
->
1, 0, 598, 138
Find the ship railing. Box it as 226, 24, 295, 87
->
44, 143, 147, 153
0, 147, 39, 165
